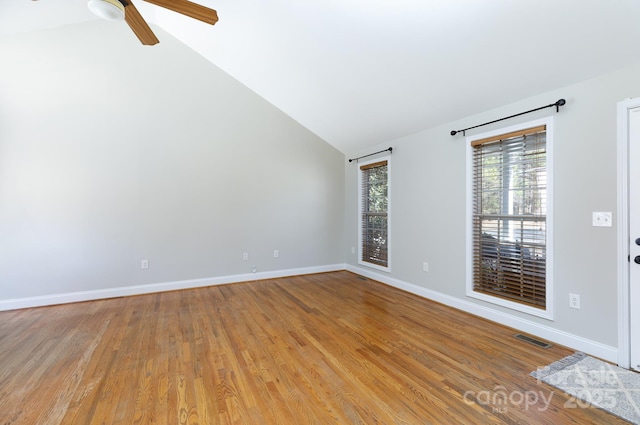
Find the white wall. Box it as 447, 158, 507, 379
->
0, 22, 345, 303
346, 61, 640, 359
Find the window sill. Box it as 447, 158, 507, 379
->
466, 289, 553, 320
358, 261, 390, 273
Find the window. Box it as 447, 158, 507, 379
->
359, 157, 390, 271
467, 118, 553, 318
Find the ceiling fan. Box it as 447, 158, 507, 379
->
87, 0, 218, 46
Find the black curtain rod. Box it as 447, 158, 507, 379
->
348, 147, 393, 163
450, 98, 566, 137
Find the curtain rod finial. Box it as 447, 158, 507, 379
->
450, 130, 457, 136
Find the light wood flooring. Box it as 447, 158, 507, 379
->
0, 271, 627, 424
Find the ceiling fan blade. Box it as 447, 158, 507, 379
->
143, 0, 218, 25
121, 0, 159, 45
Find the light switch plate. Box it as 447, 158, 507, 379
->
592, 212, 612, 227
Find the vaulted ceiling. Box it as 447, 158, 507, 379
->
2, 0, 640, 153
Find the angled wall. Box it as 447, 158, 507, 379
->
0, 22, 344, 305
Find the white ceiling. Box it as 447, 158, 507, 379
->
2, 0, 640, 153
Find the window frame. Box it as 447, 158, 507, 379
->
358, 155, 391, 272
465, 117, 554, 320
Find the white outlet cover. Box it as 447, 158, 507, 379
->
592, 211, 612, 227
569, 293, 580, 309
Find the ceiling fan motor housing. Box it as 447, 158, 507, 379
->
87, 0, 125, 21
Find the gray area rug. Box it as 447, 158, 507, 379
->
531, 352, 640, 424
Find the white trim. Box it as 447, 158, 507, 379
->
616, 98, 640, 368
465, 117, 554, 320
347, 264, 617, 363
0, 264, 346, 311
357, 155, 391, 273
3, 263, 617, 362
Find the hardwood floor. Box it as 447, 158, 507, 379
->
0, 271, 626, 424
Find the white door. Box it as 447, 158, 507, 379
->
617, 98, 640, 370
629, 106, 640, 371
628, 107, 640, 370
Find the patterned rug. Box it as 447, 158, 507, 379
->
531, 352, 640, 424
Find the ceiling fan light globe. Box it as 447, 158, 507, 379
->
88, 0, 126, 21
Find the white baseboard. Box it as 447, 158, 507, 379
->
2, 263, 618, 364
346, 264, 618, 364
0, 264, 346, 312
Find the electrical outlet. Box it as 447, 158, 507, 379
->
592, 212, 612, 227
274, 250, 279, 258
252, 265, 257, 273
141, 259, 149, 269
243, 252, 249, 260
423, 262, 429, 272
351, 246, 355, 254
569, 293, 580, 309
